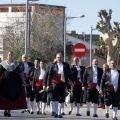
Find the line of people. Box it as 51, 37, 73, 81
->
0, 51, 120, 120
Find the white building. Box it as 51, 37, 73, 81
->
0, 4, 65, 60
0, 5, 27, 60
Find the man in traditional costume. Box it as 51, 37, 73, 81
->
47, 53, 72, 118
82, 59, 103, 117
69, 57, 85, 116
19, 54, 33, 113
32, 60, 47, 115
100, 60, 120, 120
26, 58, 40, 114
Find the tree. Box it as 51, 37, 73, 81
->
30, 6, 64, 62
1, 17, 25, 60
96, 9, 120, 66
66, 41, 73, 60
0, 5, 64, 63
92, 38, 105, 47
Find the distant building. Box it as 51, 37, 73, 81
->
0, 3, 65, 60
66, 34, 106, 67
67, 30, 100, 42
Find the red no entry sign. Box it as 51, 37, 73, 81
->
72, 43, 87, 57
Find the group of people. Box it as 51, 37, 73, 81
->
0, 51, 120, 120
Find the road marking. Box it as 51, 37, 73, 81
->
74, 48, 85, 52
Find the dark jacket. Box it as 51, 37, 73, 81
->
47, 62, 72, 86
70, 65, 85, 82
32, 67, 46, 88
26, 66, 37, 82
100, 69, 120, 92
19, 61, 34, 72
82, 66, 103, 87
43, 67, 50, 87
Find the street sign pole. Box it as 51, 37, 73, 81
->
90, 26, 92, 66
79, 57, 81, 65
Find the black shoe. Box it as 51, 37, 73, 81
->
93, 114, 98, 117
4, 112, 8, 117
61, 112, 65, 115
68, 111, 72, 115
22, 109, 30, 113
76, 113, 82, 116
30, 111, 34, 114
113, 117, 118, 120
51, 111, 55, 116
54, 114, 58, 118
21, 110, 25, 113
105, 113, 109, 118
39, 111, 42, 114
7, 113, 11, 117
26, 110, 30, 113
58, 115, 63, 118
42, 112, 46, 115
86, 111, 90, 116
37, 111, 40, 115
80, 104, 83, 106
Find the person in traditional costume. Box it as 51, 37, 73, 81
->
69, 57, 85, 116
32, 60, 47, 115
26, 58, 40, 114
19, 54, 33, 113
0, 51, 27, 117
99, 60, 120, 120
82, 59, 103, 117
98, 63, 109, 109
47, 53, 72, 118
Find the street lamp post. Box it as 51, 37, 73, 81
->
25, 0, 29, 55
64, 14, 85, 62
63, 16, 67, 62
90, 26, 96, 66
25, 0, 39, 55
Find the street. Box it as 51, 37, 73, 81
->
0, 104, 120, 120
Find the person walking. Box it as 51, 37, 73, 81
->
0, 51, 27, 117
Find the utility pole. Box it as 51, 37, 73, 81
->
63, 15, 85, 62
25, 0, 29, 55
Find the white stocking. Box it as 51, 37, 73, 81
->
113, 107, 118, 118
86, 102, 90, 112
77, 103, 80, 114
42, 102, 46, 114
93, 103, 98, 115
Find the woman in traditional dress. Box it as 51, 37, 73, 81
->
0, 51, 27, 117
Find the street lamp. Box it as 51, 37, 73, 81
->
64, 14, 85, 62
25, 0, 39, 55
90, 26, 96, 66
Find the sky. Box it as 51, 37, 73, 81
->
0, 0, 120, 35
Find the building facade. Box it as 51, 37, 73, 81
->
67, 30, 100, 42
0, 4, 65, 60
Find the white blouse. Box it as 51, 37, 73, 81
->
57, 63, 65, 82
111, 69, 119, 92
75, 65, 81, 82
39, 68, 46, 79
24, 63, 29, 73
92, 67, 98, 83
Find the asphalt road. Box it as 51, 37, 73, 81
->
0, 104, 120, 120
